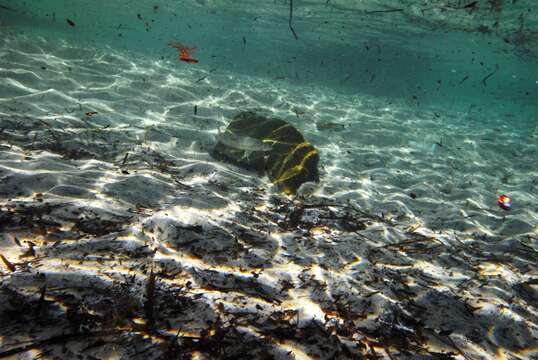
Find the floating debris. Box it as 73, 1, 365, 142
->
288, 0, 298, 40
498, 194, 512, 210
169, 42, 199, 64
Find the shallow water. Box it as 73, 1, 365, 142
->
0, 1, 537, 359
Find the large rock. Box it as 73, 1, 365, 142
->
211, 111, 319, 194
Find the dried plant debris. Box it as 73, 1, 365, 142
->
1, 195, 536, 359
1, 140, 536, 358
0, 114, 137, 161
0, 254, 16, 272
71, 218, 127, 236
0, 201, 131, 240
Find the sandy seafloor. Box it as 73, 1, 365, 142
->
0, 33, 537, 359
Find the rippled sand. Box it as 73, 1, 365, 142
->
1, 34, 537, 359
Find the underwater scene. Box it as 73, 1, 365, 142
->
0, 0, 537, 359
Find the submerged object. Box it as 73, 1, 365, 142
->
498, 194, 512, 210
169, 42, 199, 64
211, 111, 319, 194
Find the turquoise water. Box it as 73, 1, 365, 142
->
3, 0, 537, 119
0, 1, 537, 359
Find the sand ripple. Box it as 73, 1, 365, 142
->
0, 34, 537, 359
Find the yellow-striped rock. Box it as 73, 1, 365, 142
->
211, 111, 319, 194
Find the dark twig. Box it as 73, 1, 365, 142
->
0, 330, 122, 358
0, 253, 15, 272
144, 267, 156, 328
481, 64, 499, 87
366, 8, 404, 14
0, 5, 15, 11
121, 152, 129, 166
289, 0, 298, 40
382, 237, 441, 249
34, 283, 47, 318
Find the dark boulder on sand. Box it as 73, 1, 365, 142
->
211, 111, 319, 194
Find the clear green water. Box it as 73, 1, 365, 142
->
0, 1, 537, 359
3, 0, 537, 123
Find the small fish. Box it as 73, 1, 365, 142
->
85, 111, 98, 117
66, 18, 75, 27
316, 122, 345, 131
217, 130, 273, 152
